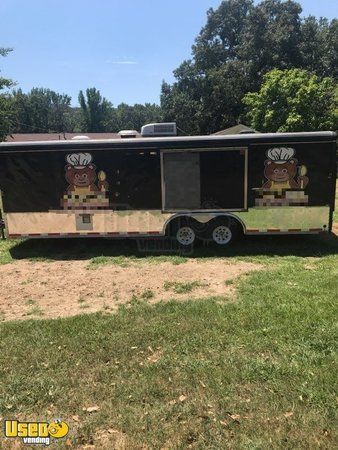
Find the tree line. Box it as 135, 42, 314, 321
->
0, 0, 337, 141
0, 58, 162, 139
161, 0, 337, 134
0, 82, 162, 139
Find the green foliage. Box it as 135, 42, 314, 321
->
0, 47, 15, 141
161, 80, 201, 135
6, 85, 162, 136
300, 17, 338, 79
62, 107, 82, 132
77, 89, 162, 133
78, 87, 112, 132
0, 95, 14, 141
11, 88, 72, 133
110, 102, 162, 132
0, 47, 14, 90
243, 69, 338, 132
161, 0, 338, 134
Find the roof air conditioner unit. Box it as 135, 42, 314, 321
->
118, 130, 138, 138
141, 122, 177, 137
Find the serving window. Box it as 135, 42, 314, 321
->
161, 148, 247, 211
110, 150, 162, 210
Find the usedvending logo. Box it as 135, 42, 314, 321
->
3, 419, 69, 445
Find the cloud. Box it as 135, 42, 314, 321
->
114, 61, 138, 65
105, 58, 138, 65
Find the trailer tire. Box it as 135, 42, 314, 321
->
167, 217, 196, 246
209, 217, 241, 245
212, 224, 233, 245
176, 225, 196, 246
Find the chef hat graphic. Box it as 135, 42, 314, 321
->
266, 147, 295, 164
66, 153, 93, 169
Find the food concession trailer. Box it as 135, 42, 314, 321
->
0, 130, 336, 246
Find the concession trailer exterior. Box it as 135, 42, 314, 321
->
0, 131, 336, 246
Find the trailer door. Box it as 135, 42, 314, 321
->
162, 148, 247, 211
162, 152, 201, 210
199, 149, 247, 209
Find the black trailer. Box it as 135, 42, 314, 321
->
0, 131, 336, 246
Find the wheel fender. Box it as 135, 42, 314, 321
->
163, 213, 245, 236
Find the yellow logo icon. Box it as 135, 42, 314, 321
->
48, 420, 69, 438
4, 419, 69, 446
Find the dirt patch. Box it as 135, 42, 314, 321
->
0, 259, 261, 322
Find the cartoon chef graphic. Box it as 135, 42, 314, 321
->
262, 147, 309, 190
64, 152, 108, 195
62, 152, 109, 210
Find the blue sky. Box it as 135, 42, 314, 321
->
0, 0, 336, 106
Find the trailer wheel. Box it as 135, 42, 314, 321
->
167, 217, 196, 246
176, 225, 196, 246
210, 217, 241, 245
212, 224, 232, 245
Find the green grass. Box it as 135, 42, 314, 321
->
25, 305, 44, 317
129, 289, 156, 305
79, 303, 90, 310
139, 289, 155, 300
164, 280, 207, 294
77, 297, 90, 309
0, 194, 337, 447
89, 255, 136, 268
25, 299, 36, 306
89, 254, 188, 268
0, 238, 15, 264
1, 231, 337, 268
334, 184, 338, 223
0, 252, 337, 448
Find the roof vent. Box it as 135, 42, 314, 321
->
71, 135, 91, 140
118, 130, 138, 139
141, 122, 177, 137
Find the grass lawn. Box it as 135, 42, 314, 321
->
0, 231, 337, 449
0, 186, 337, 448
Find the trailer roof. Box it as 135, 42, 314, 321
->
0, 131, 336, 153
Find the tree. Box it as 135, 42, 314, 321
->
161, 80, 201, 134
11, 86, 162, 134
192, 0, 254, 71
243, 69, 338, 132
238, 0, 303, 74
111, 102, 162, 132
49, 90, 72, 133
63, 107, 82, 133
78, 88, 112, 132
0, 47, 15, 141
11, 88, 71, 133
161, 0, 338, 135
300, 17, 338, 79
77, 91, 162, 133
0, 47, 14, 88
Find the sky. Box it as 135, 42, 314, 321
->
0, 0, 337, 106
